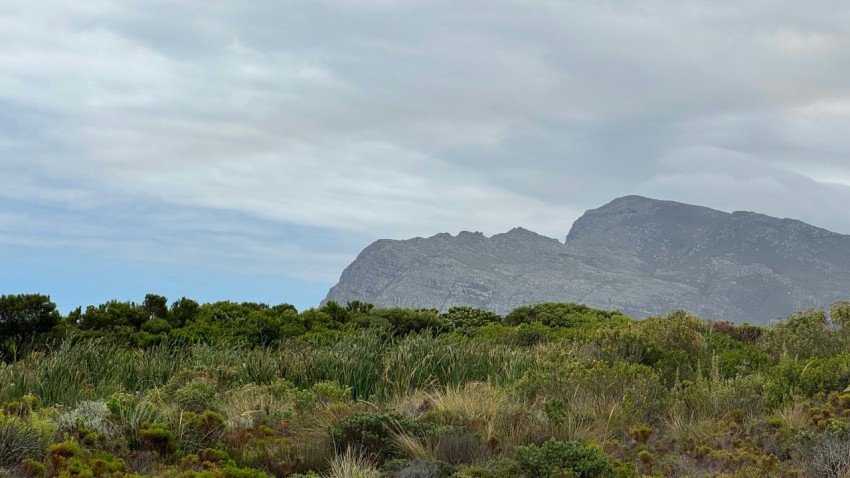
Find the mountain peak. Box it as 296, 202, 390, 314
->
566, 196, 726, 244
325, 197, 850, 323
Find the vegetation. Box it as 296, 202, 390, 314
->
2, 293, 850, 476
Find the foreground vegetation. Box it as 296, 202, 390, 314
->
2, 294, 850, 477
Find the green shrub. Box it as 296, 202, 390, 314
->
444, 307, 502, 333
503, 303, 628, 330
20, 457, 45, 476
140, 422, 178, 455
797, 354, 850, 397
364, 308, 447, 337
175, 379, 218, 413
543, 399, 566, 425
46, 441, 129, 477
517, 357, 665, 422
177, 410, 226, 453
106, 393, 167, 451
327, 412, 438, 462
630, 424, 653, 444
633, 311, 708, 383
765, 308, 837, 359
514, 438, 614, 478
507, 322, 550, 346
142, 318, 172, 335
311, 381, 350, 404
455, 458, 521, 478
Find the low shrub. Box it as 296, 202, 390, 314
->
328, 412, 439, 462
56, 400, 116, 445
177, 410, 226, 453
514, 438, 614, 478
140, 422, 179, 455
175, 379, 218, 413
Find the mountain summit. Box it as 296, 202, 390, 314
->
324, 196, 850, 323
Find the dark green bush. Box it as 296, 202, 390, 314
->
327, 412, 438, 462
178, 410, 226, 453
508, 322, 550, 346
504, 303, 628, 330
455, 458, 521, 478
444, 307, 502, 333
514, 438, 614, 478
140, 422, 178, 455
364, 308, 447, 337
175, 379, 218, 412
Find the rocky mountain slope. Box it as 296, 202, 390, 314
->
324, 196, 850, 323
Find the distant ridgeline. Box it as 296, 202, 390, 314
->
325, 196, 850, 324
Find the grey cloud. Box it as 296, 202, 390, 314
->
2, 0, 850, 283
0, 196, 360, 282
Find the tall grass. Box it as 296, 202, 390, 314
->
262, 333, 537, 401
0, 334, 539, 407
0, 340, 189, 405
375, 334, 537, 399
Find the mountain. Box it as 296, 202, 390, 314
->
324, 196, 850, 323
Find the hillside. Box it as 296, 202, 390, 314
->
325, 196, 850, 323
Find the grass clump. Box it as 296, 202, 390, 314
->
0, 418, 46, 468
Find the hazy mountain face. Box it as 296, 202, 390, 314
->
324, 196, 850, 323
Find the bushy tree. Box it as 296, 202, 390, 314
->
142, 294, 168, 320
0, 293, 60, 357
504, 303, 629, 332
362, 308, 446, 336
170, 297, 200, 327
443, 306, 501, 332
766, 308, 837, 358
77, 301, 148, 331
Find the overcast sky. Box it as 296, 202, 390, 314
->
2, 1, 850, 311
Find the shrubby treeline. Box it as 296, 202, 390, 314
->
2, 292, 850, 477
0, 294, 631, 353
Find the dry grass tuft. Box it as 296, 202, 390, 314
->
664, 413, 722, 450
327, 446, 380, 478
393, 432, 436, 462
424, 382, 545, 454
216, 384, 289, 430
290, 402, 354, 472
779, 401, 810, 432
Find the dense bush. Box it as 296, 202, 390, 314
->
327, 412, 439, 462
514, 438, 614, 478
443, 307, 502, 333
504, 303, 629, 332
362, 308, 447, 336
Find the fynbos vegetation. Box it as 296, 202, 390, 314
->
2, 294, 850, 476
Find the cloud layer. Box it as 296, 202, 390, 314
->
2, 1, 850, 296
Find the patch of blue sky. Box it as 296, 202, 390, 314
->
0, 244, 331, 314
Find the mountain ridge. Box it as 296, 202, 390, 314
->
324, 196, 850, 323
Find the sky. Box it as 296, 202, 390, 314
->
2, 1, 850, 312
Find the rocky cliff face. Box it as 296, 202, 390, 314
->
324, 196, 850, 323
